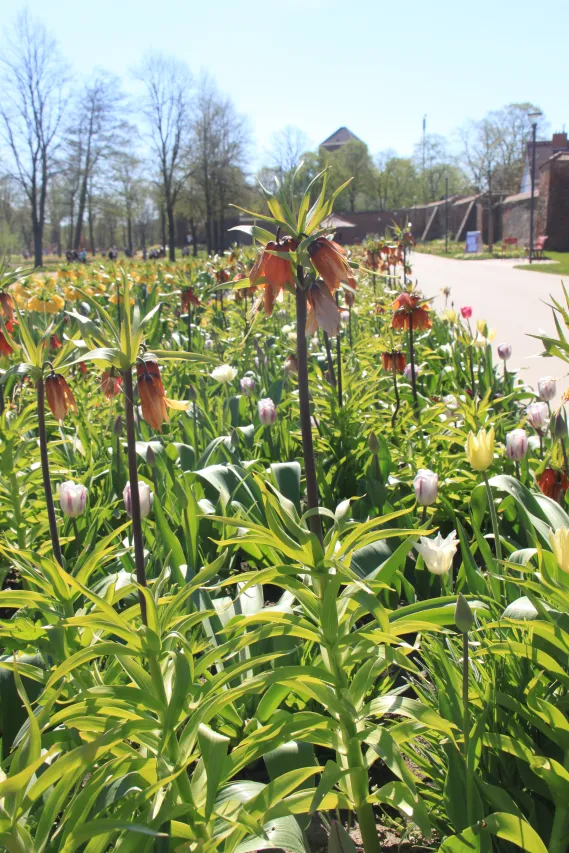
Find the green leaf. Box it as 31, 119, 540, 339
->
327, 820, 357, 853
198, 723, 230, 820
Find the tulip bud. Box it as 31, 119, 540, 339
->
455, 593, 474, 633
413, 469, 439, 506
114, 415, 123, 436
59, 480, 87, 517
497, 343, 512, 361
460, 306, 472, 319
204, 338, 214, 350
552, 408, 568, 439
230, 427, 240, 448
258, 397, 276, 427
505, 428, 528, 461
123, 481, 154, 519
550, 527, 569, 573
368, 431, 379, 454
284, 354, 298, 375
527, 401, 549, 430
538, 376, 556, 402
146, 446, 156, 467
240, 376, 255, 396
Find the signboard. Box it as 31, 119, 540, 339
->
465, 231, 483, 254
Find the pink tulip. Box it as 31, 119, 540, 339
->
460, 306, 472, 319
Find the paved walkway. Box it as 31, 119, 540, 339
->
410, 252, 569, 401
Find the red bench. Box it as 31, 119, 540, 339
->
525, 235, 548, 258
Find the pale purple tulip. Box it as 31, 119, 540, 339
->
538, 376, 556, 402
497, 343, 512, 361
413, 469, 438, 506
59, 481, 87, 517
258, 398, 276, 426
123, 481, 154, 519
404, 363, 419, 381
505, 429, 528, 460
240, 376, 255, 396
527, 401, 549, 430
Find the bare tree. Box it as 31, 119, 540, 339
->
268, 125, 309, 178
0, 11, 68, 266
112, 148, 143, 253
191, 76, 250, 253
138, 52, 192, 261
66, 72, 125, 250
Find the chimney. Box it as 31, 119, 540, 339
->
552, 132, 569, 150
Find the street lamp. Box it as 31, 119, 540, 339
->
528, 109, 543, 264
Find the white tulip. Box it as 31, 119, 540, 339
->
415, 531, 458, 575
211, 364, 237, 383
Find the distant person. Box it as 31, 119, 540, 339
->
80, 249, 87, 262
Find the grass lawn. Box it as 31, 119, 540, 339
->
515, 251, 569, 276
415, 239, 526, 260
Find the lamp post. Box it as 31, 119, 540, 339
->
444, 175, 449, 253
528, 110, 543, 264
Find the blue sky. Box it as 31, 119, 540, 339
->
1, 0, 566, 164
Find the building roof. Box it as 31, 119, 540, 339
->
321, 214, 356, 228
502, 190, 536, 204
320, 127, 363, 151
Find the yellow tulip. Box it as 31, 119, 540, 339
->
549, 527, 569, 573
466, 427, 495, 471
443, 309, 457, 323
477, 319, 488, 336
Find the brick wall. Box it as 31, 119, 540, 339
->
543, 156, 569, 250
501, 197, 532, 245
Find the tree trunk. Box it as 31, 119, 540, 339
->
127, 216, 133, 254
213, 219, 219, 254
219, 208, 225, 252
33, 221, 43, 268
88, 198, 95, 255
190, 219, 198, 256
74, 173, 89, 250
160, 206, 166, 250
167, 205, 176, 262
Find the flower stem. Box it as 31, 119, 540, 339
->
36, 378, 63, 567
323, 331, 336, 389
483, 472, 502, 563
561, 438, 569, 479
295, 270, 323, 545
462, 631, 473, 825
122, 368, 148, 626
391, 367, 400, 429
408, 321, 419, 414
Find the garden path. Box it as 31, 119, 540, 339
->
411, 252, 568, 401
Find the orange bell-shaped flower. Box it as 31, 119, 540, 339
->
391, 292, 431, 331
308, 237, 356, 293
137, 360, 168, 431
249, 236, 297, 316
45, 373, 77, 421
